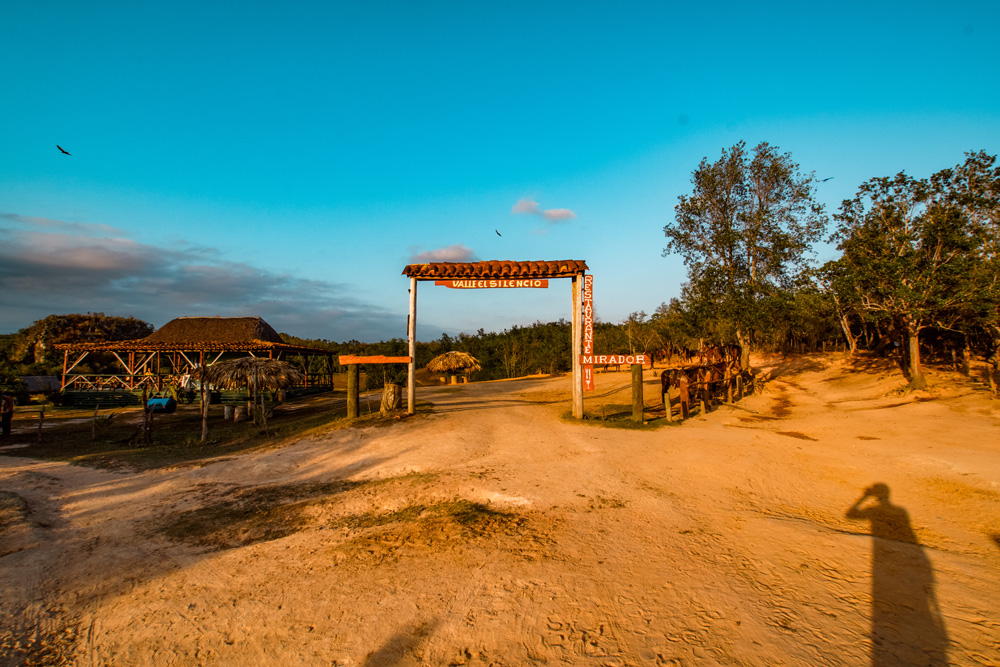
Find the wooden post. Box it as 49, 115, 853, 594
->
199, 351, 208, 444
631, 364, 643, 422
572, 274, 583, 419
407, 276, 417, 415
679, 375, 690, 420
61, 349, 68, 390
347, 364, 359, 418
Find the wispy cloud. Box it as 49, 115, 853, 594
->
408, 244, 477, 263
1, 212, 125, 237
510, 197, 577, 223
0, 215, 407, 341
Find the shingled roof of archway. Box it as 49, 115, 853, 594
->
402, 260, 588, 279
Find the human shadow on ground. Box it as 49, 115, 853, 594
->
846, 483, 949, 666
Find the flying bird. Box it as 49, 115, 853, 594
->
819, 177, 834, 182
57, 145, 71, 155
495, 229, 502, 236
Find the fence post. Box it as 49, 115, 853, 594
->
347, 365, 359, 418
631, 364, 643, 422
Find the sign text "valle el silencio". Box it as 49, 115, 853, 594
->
434, 279, 549, 289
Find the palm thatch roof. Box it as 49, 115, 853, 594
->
426, 351, 482, 374
145, 316, 284, 344
53, 316, 330, 354
201, 357, 305, 391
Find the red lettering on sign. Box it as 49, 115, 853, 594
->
582, 274, 594, 390
580, 354, 647, 366
434, 279, 549, 288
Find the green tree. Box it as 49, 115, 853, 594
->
663, 141, 827, 360
829, 167, 981, 389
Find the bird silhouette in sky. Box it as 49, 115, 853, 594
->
819, 176, 833, 182
495, 229, 502, 236
57, 145, 71, 156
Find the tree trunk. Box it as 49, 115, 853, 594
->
907, 326, 927, 390
381, 383, 402, 414
838, 311, 858, 354
735, 331, 751, 372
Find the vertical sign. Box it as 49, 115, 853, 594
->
582, 274, 594, 391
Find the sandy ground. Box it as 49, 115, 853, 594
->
2, 353, 1000, 666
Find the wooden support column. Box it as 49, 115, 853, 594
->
631, 364, 644, 422
572, 274, 583, 419
199, 352, 208, 443
347, 365, 359, 418
62, 349, 68, 390
407, 276, 417, 415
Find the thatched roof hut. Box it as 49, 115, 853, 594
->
202, 357, 304, 391
144, 316, 284, 344
426, 351, 482, 375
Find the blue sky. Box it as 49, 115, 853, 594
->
2, 1, 997, 341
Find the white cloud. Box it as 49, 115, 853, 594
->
511, 198, 541, 215
510, 198, 576, 223
1, 212, 125, 236
542, 208, 576, 221
408, 244, 477, 263
0, 213, 408, 340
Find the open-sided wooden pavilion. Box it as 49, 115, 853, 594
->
53, 316, 335, 393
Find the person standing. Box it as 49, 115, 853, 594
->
0, 393, 14, 437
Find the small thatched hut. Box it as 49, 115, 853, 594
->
426, 351, 482, 384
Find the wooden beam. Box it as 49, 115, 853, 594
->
339, 355, 412, 365
407, 276, 417, 415
572, 274, 583, 419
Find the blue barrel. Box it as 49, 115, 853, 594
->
146, 397, 177, 414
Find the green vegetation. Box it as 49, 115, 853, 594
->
0, 397, 406, 471
3, 149, 996, 395
662, 144, 999, 390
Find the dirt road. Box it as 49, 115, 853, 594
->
2, 354, 999, 665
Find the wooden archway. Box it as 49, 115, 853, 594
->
401, 260, 590, 418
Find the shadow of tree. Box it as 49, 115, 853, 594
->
846, 483, 949, 666
761, 354, 830, 381
363, 619, 439, 666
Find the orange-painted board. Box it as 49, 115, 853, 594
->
339, 355, 412, 365
582, 274, 594, 391
434, 279, 549, 289
580, 354, 648, 365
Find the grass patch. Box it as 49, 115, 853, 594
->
156, 472, 440, 551
157, 480, 362, 549
2, 395, 434, 472
561, 408, 675, 430
333, 499, 524, 537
